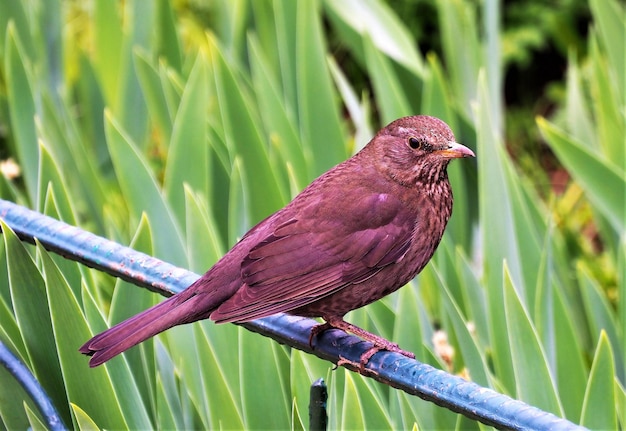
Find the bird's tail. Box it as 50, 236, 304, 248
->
80, 290, 210, 367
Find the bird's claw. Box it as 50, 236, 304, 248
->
308, 322, 333, 349
335, 355, 380, 376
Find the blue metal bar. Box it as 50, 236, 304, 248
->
0, 340, 66, 431
0, 199, 586, 431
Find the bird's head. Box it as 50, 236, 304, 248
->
369, 115, 475, 186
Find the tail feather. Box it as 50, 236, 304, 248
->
80, 292, 210, 367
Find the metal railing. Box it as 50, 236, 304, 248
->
0, 199, 586, 430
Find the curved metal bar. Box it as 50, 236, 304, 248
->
0, 200, 196, 296
0, 199, 586, 431
0, 341, 66, 431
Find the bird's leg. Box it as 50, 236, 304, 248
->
310, 315, 415, 369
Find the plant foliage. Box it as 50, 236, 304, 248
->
0, 0, 623, 429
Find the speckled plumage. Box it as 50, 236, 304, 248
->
80, 115, 474, 367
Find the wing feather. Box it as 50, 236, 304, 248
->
211, 192, 416, 322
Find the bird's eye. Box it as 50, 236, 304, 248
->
408, 137, 422, 150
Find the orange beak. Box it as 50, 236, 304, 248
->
436, 142, 475, 159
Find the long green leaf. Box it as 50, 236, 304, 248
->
552, 285, 588, 420
295, 0, 347, 175
538, 117, 625, 235
580, 331, 617, 430
248, 34, 310, 191
164, 52, 211, 225
106, 215, 158, 426
208, 34, 286, 222
323, 0, 424, 76
437, 0, 480, 118
239, 330, 291, 429
134, 50, 174, 144
5, 24, 38, 201
475, 73, 518, 393
1, 221, 69, 425
577, 263, 624, 383
589, 0, 625, 101
362, 35, 411, 124
104, 110, 187, 265
503, 264, 563, 416
40, 245, 128, 429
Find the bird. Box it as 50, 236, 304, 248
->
80, 115, 475, 368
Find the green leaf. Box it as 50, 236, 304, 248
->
37, 143, 77, 226
580, 332, 617, 430
114, 3, 152, 146
23, 401, 47, 431
104, 110, 187, 266
537, 118, 625, 234
564, 55, 594, 146
340, 374, 365, 430
161, 324, 210, 427
134, 50, 174, 144
475, 73, 519, 393
5, 23, 38, 201
362, 35, 411, 124
228, 157, 253, 245
184, 186, 224, 273
71, 403, 101, 431
577, 263, 624, 383
392, 283, 425, 362
615, 379, 626, 431
295, 0, 347, 175
40, 186, 84, 299
39, 245, 128, 429
323, 0, 424, 75
106, 215, 158, 425
239, 329, 291, 429
589, 0, 625, 100
248, 34, 310, 191
154, 0, 182, 71
503, 264, 563, 416
262, 0, 298, 113
0, 363, 32, 429
1, 221, 69, 425
0, 292, 26, 361
164, 52, 211, 225
352, 375, 394, 430
208, 35, 286, 222
440, 279, 490, 387
192, 323, 245, 429
588, 32, 625, 169
421, 54, 456, 128
93, 0, 123, 108
552, 285, 588, 420
38, 74, 109, 231
0, 1, 35, 61
436, 0, 480, 118
327, 56, 373, 152
154, 349, 181, 430
617, 235, 626, 388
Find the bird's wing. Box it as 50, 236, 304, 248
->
210, 191, 415, 322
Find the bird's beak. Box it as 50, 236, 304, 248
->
436, 142, 475, 159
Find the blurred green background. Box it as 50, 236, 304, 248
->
0, 0, 623, 429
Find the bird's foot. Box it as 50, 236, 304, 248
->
336, 354, 380, 376
310, 316, 415, 370
371, 340, 415, 360
308, 321, 333, 349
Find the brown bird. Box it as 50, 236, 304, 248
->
80, 115, 474, 367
